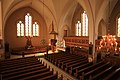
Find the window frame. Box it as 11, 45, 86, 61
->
75, 11, 88, 36
17, 20, 24, 37
16, 12, 39, 37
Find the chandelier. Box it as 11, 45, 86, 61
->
99, 34, 118, 53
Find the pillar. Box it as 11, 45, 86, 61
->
0, 1, 3, 59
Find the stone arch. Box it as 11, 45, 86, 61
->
98, 19, 107, 36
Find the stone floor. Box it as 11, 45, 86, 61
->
0, 47, 65, 60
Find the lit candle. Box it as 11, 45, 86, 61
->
116, 42, 118, 47
119, 48, 120, 51
99, 47, 101, 50
115, 48, 117, 52
49, 43, 51, 46
111, 43, 113, 46
114, 38, 116, 41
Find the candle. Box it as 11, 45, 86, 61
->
119, 48, 120, 51
99, 47, 101, 50
115, 48, 117, 52
116, 42, 118, 47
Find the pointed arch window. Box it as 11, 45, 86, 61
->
117, 17, 120, 37
76, 21, 81, 36
17, 13, 39, 37
25, 13, 32, 36
82, 11, 88, 36
33, 22, 39, 36
17, 21, 24, 37
75, 11, 88, 36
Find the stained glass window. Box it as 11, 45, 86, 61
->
117, 17, 120, 37
33, 22, 39, 36
75, 11, 88, 36
82, 11, 88, 36
17, 21, 24, 37
76, 21, 81, 36
17, 13, 39, 37
25, 13, 32, 36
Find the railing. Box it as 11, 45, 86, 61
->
64, 36, 89, 49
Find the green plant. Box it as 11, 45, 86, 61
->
40, 39, 46, 45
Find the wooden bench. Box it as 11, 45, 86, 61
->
92, 66, 115, 80
0, 56, 36, 64
1, 60, 41, 72
50, 54, 80, 62
40, 74, 58, 80
1, 57, 39, 68
69, 62, 93, 75
1, 56, 60, 80
61, 58, 87, 70
2, 64, 46, 77
20, 71, 54, 80
58, 56, 85, 68
65, 60, 88, 72
74, 60, 105, 78
81, 62, 111, 80
3, 68, 50, 80
103, 67, 120, 80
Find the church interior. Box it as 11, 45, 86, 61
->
0, 0, 120, 80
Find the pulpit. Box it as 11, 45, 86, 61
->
51, 39, 57, 52
50, 21, 58, 52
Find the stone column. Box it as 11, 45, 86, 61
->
0, 1, 3, 59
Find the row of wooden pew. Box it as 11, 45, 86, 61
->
44, 51, 120, 80
0, 56, 62, 80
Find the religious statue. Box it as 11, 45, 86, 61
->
25, 36, 33, 49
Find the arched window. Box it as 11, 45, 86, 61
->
25, 13, 32, 36
82, 11, 88, 36
117, 17, 120, 37
33, 22, 39, 36
75, 11, 88, 36
76, 21, 81, 36
17, 21, 24, 37
17, 13, 39, 37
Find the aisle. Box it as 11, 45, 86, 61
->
40, 58, 77, 80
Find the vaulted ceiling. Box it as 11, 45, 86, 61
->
1, 0, 119, 39
2, 0, 118, 26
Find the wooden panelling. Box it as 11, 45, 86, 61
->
64, 36, 89, 49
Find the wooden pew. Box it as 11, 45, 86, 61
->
61, 59, 86, 70
20, 71, 54, 80
74, 60, 105, 78
0, 56, 36, 64
40, 74, 58, 80
51, 54, 82, 64
81, 62, 111, 80
58, 57, 86, 68
55, 55, 85, 65
3, 68, 51, 80
1, 60, 41, 72
103, 67, 120, 80
1, 58, 39, 68
92, 66, 115, 80
64, 58, 87, 68
2, 64, 46, 78
65, 60, 88, 72
1, 56, 60, 80
69, 62, 93, 75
